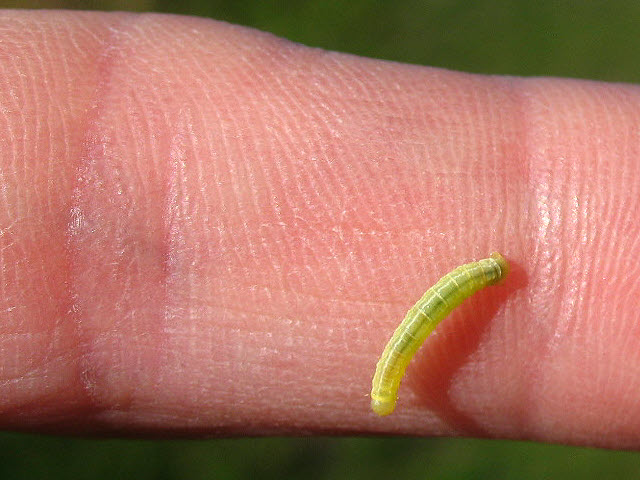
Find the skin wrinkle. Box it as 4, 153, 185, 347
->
68, 13, 179, 425
139, 16, 308, 426
68, 14, 127, 416
164, 105, 191, 347
551, 97, 581, 347
515, 79, 557, 421
119, 18, 209, 426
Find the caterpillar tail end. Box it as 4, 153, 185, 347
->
371, 396, 396, 416
489, 251, 510, 283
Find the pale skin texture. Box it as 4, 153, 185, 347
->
2, 10, 640, 448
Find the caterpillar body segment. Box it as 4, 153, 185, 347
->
370, 252, 509, 416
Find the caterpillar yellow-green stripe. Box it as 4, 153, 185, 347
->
370, 252, 509, 416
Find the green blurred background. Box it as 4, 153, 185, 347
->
4, 0, 640, 478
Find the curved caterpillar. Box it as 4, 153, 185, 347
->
370, 252, 509, 416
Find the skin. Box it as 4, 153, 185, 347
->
2, 10, 640, 448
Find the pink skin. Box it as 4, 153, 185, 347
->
2, 10, 640, 447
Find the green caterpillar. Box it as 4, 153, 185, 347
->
370, 252, 509, 416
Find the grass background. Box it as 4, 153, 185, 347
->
3, 0, 640, 477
